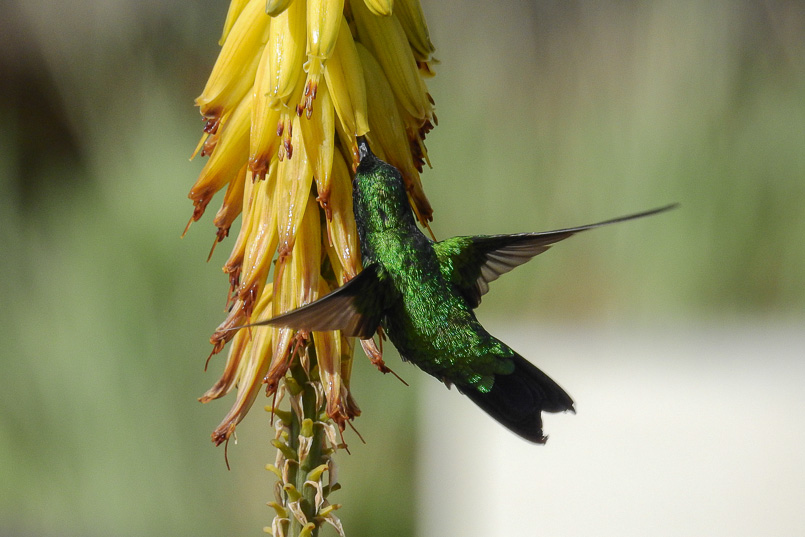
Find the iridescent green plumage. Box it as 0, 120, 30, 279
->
246, 138, 676, 442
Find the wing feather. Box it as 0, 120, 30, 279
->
435, 204, 677, 308
234, 265, 386, 338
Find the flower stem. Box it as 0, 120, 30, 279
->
270, 345, 342, 537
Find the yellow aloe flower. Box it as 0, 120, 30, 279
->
186, 0, 436, 534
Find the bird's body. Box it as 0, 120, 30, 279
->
353, 164, 512, 393
245, 138, 675, 442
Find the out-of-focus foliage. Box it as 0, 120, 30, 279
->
425, 1, 805, 320
1, 1, 802, 536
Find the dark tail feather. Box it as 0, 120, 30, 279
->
458, 353, 574, 444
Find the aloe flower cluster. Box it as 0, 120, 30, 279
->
185, 0, 436, 534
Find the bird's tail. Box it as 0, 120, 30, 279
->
458, 353, 574, 443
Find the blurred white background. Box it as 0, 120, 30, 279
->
419, 322, 805, 536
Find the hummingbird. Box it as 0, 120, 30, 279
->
244, 137, 676, 443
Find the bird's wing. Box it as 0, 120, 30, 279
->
434, 204, 678, 308
233, 265, 387, 338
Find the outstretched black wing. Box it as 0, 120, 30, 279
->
435, 204, 678, 308
233, 265, 388, 338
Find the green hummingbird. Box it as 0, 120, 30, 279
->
245, 138, 676, 443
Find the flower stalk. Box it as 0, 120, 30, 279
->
266, 344, 344, 537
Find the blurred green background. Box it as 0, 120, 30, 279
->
1, 0, 803, 536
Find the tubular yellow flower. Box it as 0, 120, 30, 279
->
351, 0, 431, 121
394, 0, 435, 64
303, 0, 345, 115
187, 92, 252, 230
323, 17, 370, 139
265, 0, 306, 109
187, 0, 437, 534
197, 0, 270, 120
249, 43, 283, 180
